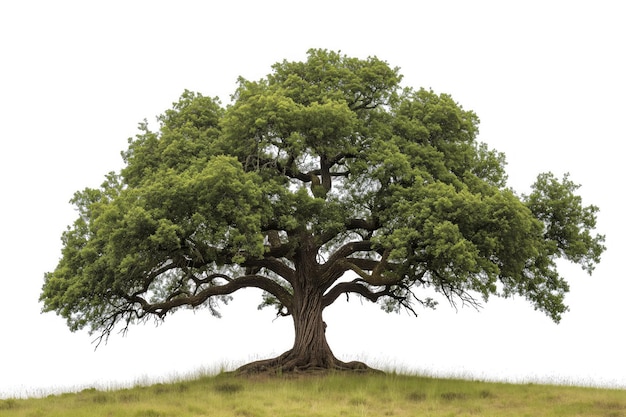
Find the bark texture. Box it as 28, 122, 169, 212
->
236, 236, 377, 375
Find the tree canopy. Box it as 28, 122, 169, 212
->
41, 49, 605, 372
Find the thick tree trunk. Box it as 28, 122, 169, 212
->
284, 283, 336, 369
236, 239, 376, 375
236, 287, 372, 374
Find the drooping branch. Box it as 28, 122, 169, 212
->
322, 280, 386, 306
91, 304, 141, 348
431, 270, 483, 311
321, 279, 414, 314
129, 274, 293, 318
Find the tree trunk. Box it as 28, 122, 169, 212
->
285, 282, 336, 369
236, 239, 375, 375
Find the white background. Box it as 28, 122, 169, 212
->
1, 1, 624, 397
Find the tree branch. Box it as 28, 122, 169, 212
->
322, 279, 407, 310
129, 274, 293, 318
432, 270, 482, 311
243, 256, 296, 285
337, 250, 398, 286
324, 240, 372, 266
345, 218, 378, 231
323, 280, 382, 306
316, 217, 378, 247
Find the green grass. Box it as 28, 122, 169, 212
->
1, 372, 626, 417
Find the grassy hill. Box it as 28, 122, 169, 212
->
1, 372, 625, 417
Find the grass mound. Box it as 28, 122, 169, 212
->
1, 372, 625, 416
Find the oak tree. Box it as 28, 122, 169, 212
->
41, 49, 605, 373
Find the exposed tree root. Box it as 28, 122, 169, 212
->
234, 350, 383, 376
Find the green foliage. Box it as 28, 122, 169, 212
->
41, 48, 605, 343
525, 173, 604, 272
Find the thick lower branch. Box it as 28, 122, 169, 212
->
323, 280, 419, 317
131, 274, 293, 317
322, 280, 392, 308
